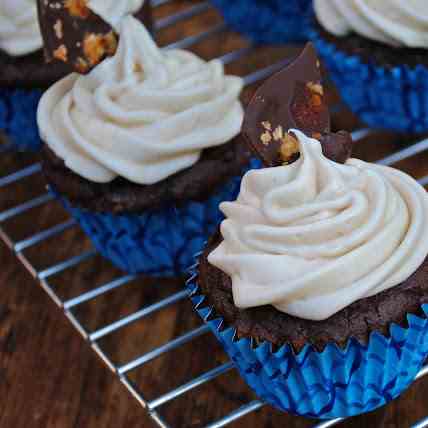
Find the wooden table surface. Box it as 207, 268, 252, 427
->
1, 2, 428, 427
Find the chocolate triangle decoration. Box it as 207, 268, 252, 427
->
37, 0, 152, 75
242, 43, 353, 167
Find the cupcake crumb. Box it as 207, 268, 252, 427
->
273, 125, 284, 141
54, 19, 63, 39
280, 133, 300, 164
306, 81, 324, 96
261, 121, 272, 131
260, 131, 272, 145
53, 44, 68, 62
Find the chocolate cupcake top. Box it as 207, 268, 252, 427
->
208, 130, 428, 320
0, 0, 42, 56
37, 16, 244, 185
207, 43, 428, 322
314, 1, 428, 48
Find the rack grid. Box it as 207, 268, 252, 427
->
1, 1, 428, 427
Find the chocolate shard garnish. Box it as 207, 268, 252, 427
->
277, 130, 354, 165
319, 131, 354, 164
37, 0, 152, 75
243, 43, 338, 167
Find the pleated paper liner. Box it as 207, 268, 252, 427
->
0, 88, 43, 151
311, 28, 428, 134
211, 0, 313, 45
187, 261, 428, 419
52, 159, 261, 277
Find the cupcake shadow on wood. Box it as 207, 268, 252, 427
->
186, 44, 428, 418
38, 15, 251, 277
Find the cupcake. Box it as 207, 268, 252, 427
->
38, 15, 250, 277
311, 1, 428, 133
187, 44, 428, 418
211, 0, 314, 45
0, 0, 151, 151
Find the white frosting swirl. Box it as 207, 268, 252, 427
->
88, 0, 145, 31
0, 0, 42, 56
37, 16, 243, 185
209, 131, 428, 321
314, 0, 428, 48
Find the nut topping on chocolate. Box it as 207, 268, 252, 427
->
242, 43, 354, 166
272, 125, 284, 141
37, 0, 119, 74
261, 121, 272, 131
279, 132, 300, 164
64, 0, 90, 18
260, 131, 272, 146
37, 0, 152, 75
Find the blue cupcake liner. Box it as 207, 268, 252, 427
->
311, 28, 428, 134
186, 261, 428, 419
0, 88, 43, 151
56, 159, 259, 277
211, 0, 313, 45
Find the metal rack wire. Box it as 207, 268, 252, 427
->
1, 1, 428, 427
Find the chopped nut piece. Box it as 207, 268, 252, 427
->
83, 34, 104, 66
310, 94, 323, 110
280, 133, 300, 164
54, 19, 63, 39
53, 44, 68, 62
75, 57, 89, 73
260, 131, 272, 145
133, 63, 143, 73
291, 78, 329, 137
261, 121, 272, 131
273, 125, 284, 141
306, 82, 324, 96
104, 31, 118, 56
64, 0, 90, 19
81, 32, 118, 67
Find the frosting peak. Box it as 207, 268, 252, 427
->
209, 131, 428, 320
37, 16, 244, 185
0, 0, 42, 56
314, 0, 428, 48
88, 0, 145, 30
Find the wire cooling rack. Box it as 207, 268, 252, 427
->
2, 1, 428, 427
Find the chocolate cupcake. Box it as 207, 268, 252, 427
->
38, 16, 250, 277
311, 1, 428, 133
187, 44, 428, 418
0, 0, 151, 151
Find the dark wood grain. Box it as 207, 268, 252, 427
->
1, 2, 428, 428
